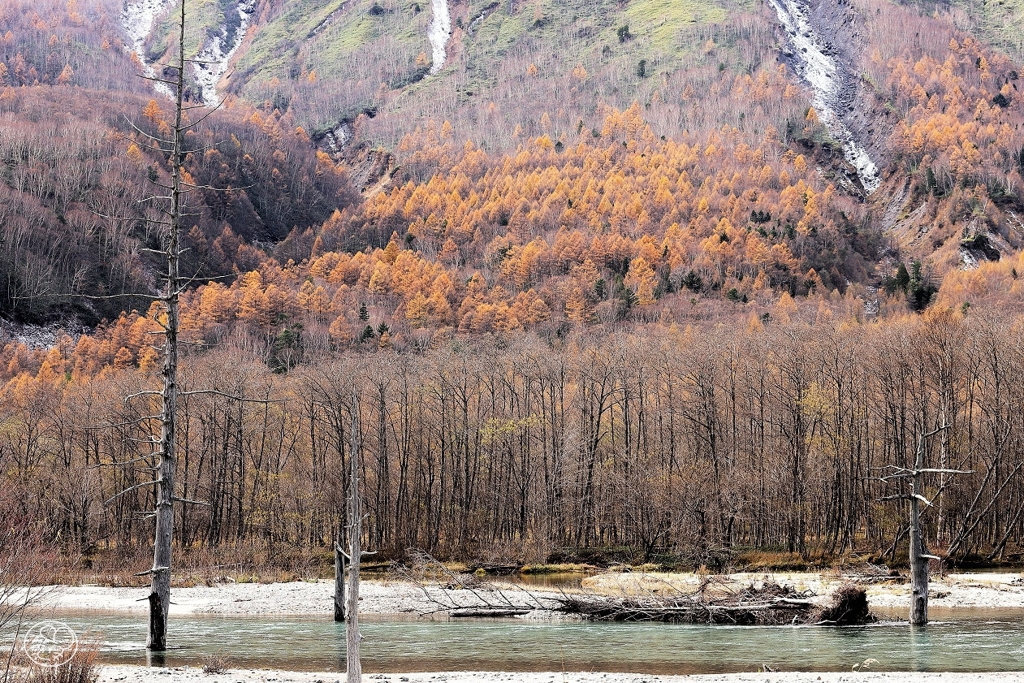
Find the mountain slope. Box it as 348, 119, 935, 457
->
1, 0, 1023, 328
0, 84, 357, 324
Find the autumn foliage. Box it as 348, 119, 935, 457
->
3, 0, 1024, 570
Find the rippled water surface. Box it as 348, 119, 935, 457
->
8, 609, 1023, 675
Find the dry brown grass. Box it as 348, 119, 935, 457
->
65, 544, 337, 588
734, 550, 813, 571
18, 640, 100, 683
200, 653, 230, 675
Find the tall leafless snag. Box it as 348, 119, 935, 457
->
111, 0, 193, 652
344, 389, 363, 683
879, 425, 970, 625
305, 367, 374, 678
145, 2, 187, 651
342, 386, 376, 683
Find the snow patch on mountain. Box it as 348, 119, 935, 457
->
193, 0, 257, 106
427, 0, 452, 75
767, 0, 880, 193
121, 0, 173, 98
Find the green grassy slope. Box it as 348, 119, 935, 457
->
148, 0, 224, 62
234, 0, 350, 79
228, 0, 430, 132
209, 0, 754, 135
624, 0, 730, 51
366, 0, 758, 143
234, 0, 429, 83
967, 0, 1024, 60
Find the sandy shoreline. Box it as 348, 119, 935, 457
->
30, 573, 1024, 683
95, 667, 1024, 683
39, 579, 564, 617
39, 570, 1024, 617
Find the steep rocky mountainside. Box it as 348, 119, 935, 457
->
138, 0, 1024, 262
0, 0, 1022, 327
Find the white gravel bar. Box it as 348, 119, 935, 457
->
43, 571, 1024, 617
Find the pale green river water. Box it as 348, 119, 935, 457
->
7, 609, 1023, 675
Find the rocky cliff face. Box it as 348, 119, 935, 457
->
121, 0, 173, 98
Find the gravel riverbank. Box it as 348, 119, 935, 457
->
33, 574, 1024, 683
96, 667, 1024, 683
42, 570, 1024, 617
42, 579, 562, 617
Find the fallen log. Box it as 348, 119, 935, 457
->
449, 609, 532, 617
465, 562, 521, 576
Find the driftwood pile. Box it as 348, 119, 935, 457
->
838, 562, 904, 585
557, 579, 872, 625
393, 551, 875, 625
560, 581, 810, 625
811, 583, 873, 625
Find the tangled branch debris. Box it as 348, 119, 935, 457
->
392, 549, 557, 617
394, 550, 875, 625
810, 583, 874, 625
838, 562, 904, 585
557, 579, 818, 624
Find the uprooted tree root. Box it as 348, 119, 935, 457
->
810, 583, 875, 625
393, 550, 875, 625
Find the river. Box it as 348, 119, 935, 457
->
10, 610, 1024, 674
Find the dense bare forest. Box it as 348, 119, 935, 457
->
3, 287, 1024, 569
0, 87, 357, 323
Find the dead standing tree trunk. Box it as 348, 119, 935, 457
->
334, 539, 345, 622
145, 0, 188, 651
346, 418, 361, 683
345, 387, 375, 683
117, 0, 235, 649
304, 367, 370, 630
908, 431, 931, 627
880, 425, 968, 626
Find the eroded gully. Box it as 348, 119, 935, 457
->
428, 0, 451, 75
767, 0, 881, 193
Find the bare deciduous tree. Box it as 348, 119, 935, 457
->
119, 0, 191, 651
